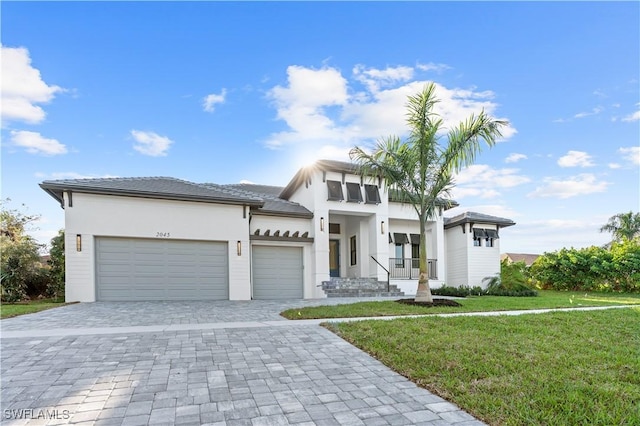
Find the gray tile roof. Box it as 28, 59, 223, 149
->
40, 177, 264, 207
444, 211, 516, 228
222, 184, 313, 218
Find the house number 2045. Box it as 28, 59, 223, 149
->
156, 232, 171, 238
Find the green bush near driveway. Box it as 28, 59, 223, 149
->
326, 308, 640, 425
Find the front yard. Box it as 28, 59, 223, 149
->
327, 307, 640, 425
280, 290, 640, 319
0, 299, 67, 319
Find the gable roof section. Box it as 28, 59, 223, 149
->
279, 160, 362, 200
40, 177, 264, 208
444, 211, 516, 229
222, 184, 313, 218
501, 253, 540, 266
279, 159, 459, 210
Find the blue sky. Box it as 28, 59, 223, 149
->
2, 1, 639, 254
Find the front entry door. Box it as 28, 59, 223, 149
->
329, 239, 340, 277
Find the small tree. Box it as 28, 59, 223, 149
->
47, 230, 65, 300
0, 200, 44, 302
600, 211, 640, 243
351, 83, 507, 302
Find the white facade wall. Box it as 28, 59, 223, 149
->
444, 226, 469, 287
445, 223, 501, 288
64, 192, 250, 302
468, 224, 501, 287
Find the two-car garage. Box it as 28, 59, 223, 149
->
95, 237, 303, 301
96, 238, 229, 301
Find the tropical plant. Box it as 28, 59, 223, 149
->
600, 211, 640, 243
47, 230, 66, 300
350, 83, 507, 302
0, 200, 44, 302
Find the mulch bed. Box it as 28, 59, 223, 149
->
396, 298, 462, 307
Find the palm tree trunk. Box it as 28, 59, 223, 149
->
415, 214, 433, 303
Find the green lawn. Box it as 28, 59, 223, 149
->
327, 307, 640, 425
1, 299, 67, 319
280, 290, 640, 319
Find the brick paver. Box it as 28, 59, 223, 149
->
1, 300, 486, 425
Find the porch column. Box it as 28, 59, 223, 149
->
434, 217, 446, 283
313, 209, 330, 297
369, 213, 389, 281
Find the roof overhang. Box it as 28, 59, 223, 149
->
39, 182, 265, 209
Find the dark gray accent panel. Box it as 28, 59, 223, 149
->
252, 246, 303, 299
96, 237, 228, 301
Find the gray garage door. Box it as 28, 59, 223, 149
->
252, 246, 303, 299
96, 237, 228, 301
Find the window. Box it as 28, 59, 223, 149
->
393, 233, 409, 244
411, 243, 420, 268
350, 236, 357, 265
327, 180, 344, 201
328, 223, 341, 234
473, 228, 487, 247
364, 184, 381, 204
394, 243, 405, 266
485, 229, 498, 248
346, 182, 363, 203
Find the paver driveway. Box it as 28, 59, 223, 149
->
1, 300, 485, 425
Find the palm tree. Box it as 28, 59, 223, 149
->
600, 211, 640, 243
350, 83, 507, 302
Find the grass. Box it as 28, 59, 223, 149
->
327, 307, 640, 425
280, 290, 640, 319
0, 298, 67, 319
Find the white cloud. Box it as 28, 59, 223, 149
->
502, 217, 611, 253
528, 173, 609, 199
619, 146, 640, 165
265, 64, 516, 153
130, 130, 173, 156
1, 46, 64, 125
451, 164, 530, 199
353, 64, 414, 93
557, 150, 594, 168
608, 163, 621, 169
621, 110, 640, 122
10, 130, 67, 155
416, 62, 451, 73
574, 106, 603, 119
203, 89, 227, 113
36, 172, 118, 180
505, 153, 527, 163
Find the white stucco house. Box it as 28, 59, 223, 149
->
40, 159, 515, 302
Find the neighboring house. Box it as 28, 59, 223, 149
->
500, 253, 540, 267
40, 159, 516, 302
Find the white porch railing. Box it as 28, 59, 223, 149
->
389, 258, 437, 279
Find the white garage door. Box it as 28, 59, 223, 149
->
96, 237, 228, 301
252, 246, 303, 299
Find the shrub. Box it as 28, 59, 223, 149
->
432, 285, 484, 297
47, 230, 65, 300
483, 274, 538, 297
530, 241, 640, 293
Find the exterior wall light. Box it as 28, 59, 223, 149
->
381, 221, 385, 234
76, 234, 82, 252
320, 217, 325, 232
237, 240, 242, 256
